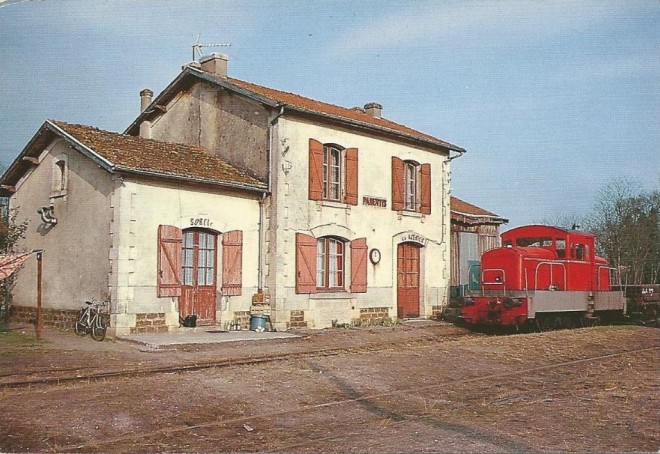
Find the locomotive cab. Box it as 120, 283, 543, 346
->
460, 225, 625, 329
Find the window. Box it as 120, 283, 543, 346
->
181, 230, 216, 286
52, 154, 68, 196
323, 145, 342, 201
572, 243, 587, 261
295, 233, 368, 294
309, 139, 358, 205
316, 237, 344, 289
556, 239, 566, 258
158, 225, 244, 298
391, 157, 431, 214
404, 161, 418, 211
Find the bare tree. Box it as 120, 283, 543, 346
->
586, 179, 659, 285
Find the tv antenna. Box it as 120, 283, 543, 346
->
192, 34, 231, 61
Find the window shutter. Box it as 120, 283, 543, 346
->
308, 139, 324, 201
391, 156, 404, 211
345, 147, 358, 205
295, 233, 317, 294
350, 238, 368, 293
157, 225, 182, 297
222, 230, 243, 296
420, 163, 431, 215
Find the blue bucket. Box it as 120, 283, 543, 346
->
250, 315, 269, 331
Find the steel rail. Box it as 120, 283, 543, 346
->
54, 344, 659, 453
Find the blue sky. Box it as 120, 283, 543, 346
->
1, 0, 658, 228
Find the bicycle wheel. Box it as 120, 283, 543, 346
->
91, 313, 106, 341
74, 310, 88, 336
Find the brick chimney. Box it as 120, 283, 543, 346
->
364, 102, 382, 119
200, 53, 228, 78
140, 89, 153, 113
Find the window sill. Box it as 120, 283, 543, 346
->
398, 210, 424, 219
316, 200, 350, 211
310, 291, 351, 300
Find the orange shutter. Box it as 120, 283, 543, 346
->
157, 225, 182, 297
308, 139, 324, 201
222, 230, 243, 296
345, 147, 358, 205
420, 163, 431, 215
295, 233, 317, 294
350, 238, 368, 293
391, 156, 404, 211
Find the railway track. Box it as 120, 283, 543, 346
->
0, 332, 477, 389
53, 344, 658, 453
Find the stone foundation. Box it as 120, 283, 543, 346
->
130, 313, 168, 334
8, 306, 80, 330
355, 307, 391, 326
287, 310, 308, 329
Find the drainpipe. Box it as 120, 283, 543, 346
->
440, 149, 465, 246
258, 105, 285, 291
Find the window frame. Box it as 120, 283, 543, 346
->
316, 236, 345, 291
322, 144, 344, 202
404, 160, 420, 212
180, 229, 218, 288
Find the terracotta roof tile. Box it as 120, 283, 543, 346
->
218, 76, 463, 151
52, 121, 266, 191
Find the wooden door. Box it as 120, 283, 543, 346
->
397, 242, 420, 318
180, 229, 217, 325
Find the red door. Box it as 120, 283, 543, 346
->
180, 229, 217, 325
397, 242, 420, 318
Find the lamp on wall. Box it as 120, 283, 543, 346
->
37, 205, 57, 225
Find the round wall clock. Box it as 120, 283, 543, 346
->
369, 248, 381, 265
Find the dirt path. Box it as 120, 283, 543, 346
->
0, 324, 658, 453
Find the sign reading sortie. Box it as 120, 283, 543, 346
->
362, 196, 387, 208
400, 232, 427, 246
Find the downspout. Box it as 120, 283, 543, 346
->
440, 149, 465, 246
258, 105, 285, 291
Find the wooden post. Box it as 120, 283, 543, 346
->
36, 251, 43, 340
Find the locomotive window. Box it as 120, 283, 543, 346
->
516, 237, 552, 247
572, 244, 586, 260
556, 239, 566, 258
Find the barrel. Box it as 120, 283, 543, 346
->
250, 314, 269, 331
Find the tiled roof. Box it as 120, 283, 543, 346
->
223, 76, 462, 151
451, 196, 507, 222
52, 121, 267, 191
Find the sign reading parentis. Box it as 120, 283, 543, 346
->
363, 196, 387, 208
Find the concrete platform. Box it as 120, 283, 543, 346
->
117, 327, 299, 349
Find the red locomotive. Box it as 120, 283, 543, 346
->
459, 225, 626, 330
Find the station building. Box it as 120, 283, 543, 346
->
1, 54, 468, 334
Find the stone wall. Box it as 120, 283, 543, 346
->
9, 305, 79, 330
287, 310, 308, 329
356, 307, 391, 326
130, 313, 167, 334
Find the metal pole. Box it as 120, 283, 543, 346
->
36, 251, 42, 340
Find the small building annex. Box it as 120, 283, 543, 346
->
1, 54, 467, 334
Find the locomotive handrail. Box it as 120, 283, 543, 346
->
480, 268, 506, 296
597, 266, 623, 290
534, 261, 567, 291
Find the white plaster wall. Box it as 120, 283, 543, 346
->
270, 117, 452, 328
110, 178, 262, 332
10, 139, 114, 311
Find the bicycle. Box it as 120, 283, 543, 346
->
74, 300, 108, 341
